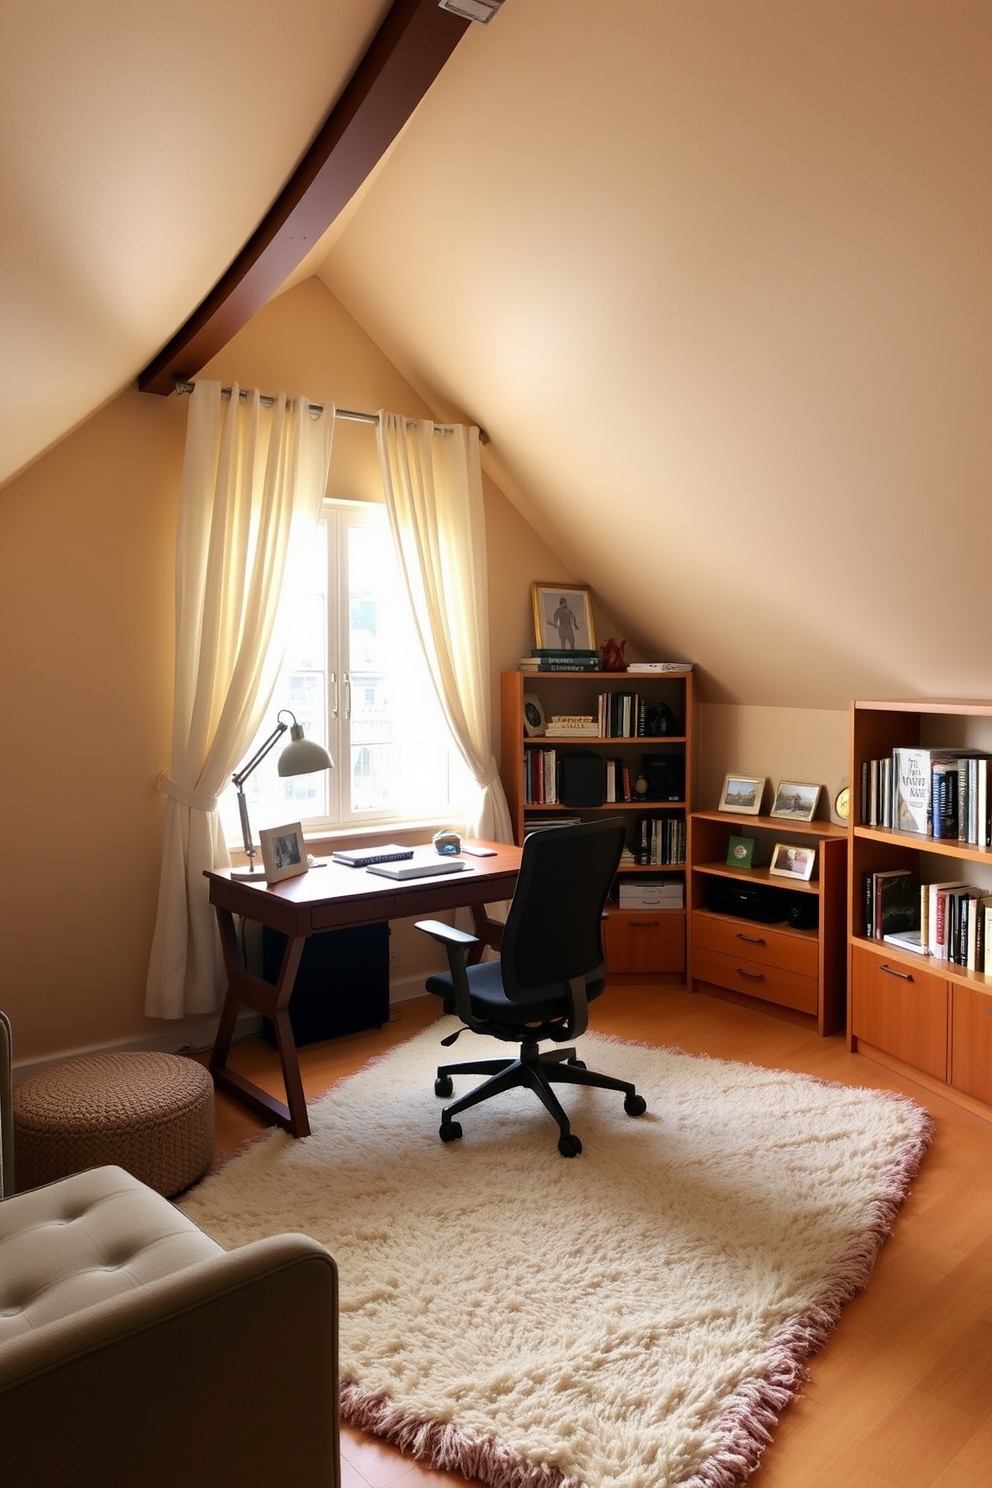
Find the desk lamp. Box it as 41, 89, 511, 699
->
231, 710, 332, 880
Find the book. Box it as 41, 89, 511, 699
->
869, 869, 918, 939
366, 853, 468, 880
892, 747, 931, 834
882, 928, 930, 955
926, 880, 968, 955
931, 762, 959, 839
626, 662, 694, 673
331, 843, 414, 867
531, 648, 600, 660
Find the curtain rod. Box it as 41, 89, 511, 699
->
172, 378, 489, 443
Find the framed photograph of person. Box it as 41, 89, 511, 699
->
718, 774, 766, 815
770, 780, 822, 822
769, 842, 817, 881
259, 822, 309, 884
531, 582, 596, 653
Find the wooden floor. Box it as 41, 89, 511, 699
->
209, 985, 992, 1488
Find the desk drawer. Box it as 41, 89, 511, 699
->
691, 912, 817, 977
692, 945, 818, 1016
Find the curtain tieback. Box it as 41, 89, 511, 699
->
157, 773, 220, 813
477, 760, 501, 790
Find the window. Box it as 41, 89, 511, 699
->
219, 501, 471, 844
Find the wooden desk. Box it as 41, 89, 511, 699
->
204, 842, 520, 1137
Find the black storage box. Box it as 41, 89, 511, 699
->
642, 754, 685, 801
557, 752, 606, 807
706, 878, 786, 924
261, 922, 389, 1047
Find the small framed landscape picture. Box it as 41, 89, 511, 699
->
531, 582, 596, 653
770, 780, 822, 822
769, 842, 817, 881
259, 822, 308, 884
522, 693, 547, 737
718, 774, 766, 815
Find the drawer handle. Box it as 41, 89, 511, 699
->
631, 920, 660, 928
736, 933, 766, 946
736, 968, 765, 981
879, 963, 914, 983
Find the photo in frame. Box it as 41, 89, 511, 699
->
769, 842, 817, 881
726, 835, 758, 869
531, 582, 596, 653
522, 693, 547, 737
770, 780, 822, 822
259, 822, 308, 884
718, 774, 766, 815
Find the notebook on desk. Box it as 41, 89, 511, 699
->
331, 844, 414, 868
366, 853, 468, 881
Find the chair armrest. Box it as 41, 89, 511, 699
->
414, 918, 479, 950
0, 1233, 339, 1488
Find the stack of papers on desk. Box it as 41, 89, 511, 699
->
367, 852, 468, 881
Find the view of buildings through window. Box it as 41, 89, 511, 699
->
219, 502, 470, 846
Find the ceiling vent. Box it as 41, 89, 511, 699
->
438, 0, 505, 22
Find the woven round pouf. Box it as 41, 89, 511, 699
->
13, 1052, 214, 1197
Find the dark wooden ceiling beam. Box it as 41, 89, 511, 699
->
139, 0, 469, 395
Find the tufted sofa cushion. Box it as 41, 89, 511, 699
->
0, 1165, 221, 1343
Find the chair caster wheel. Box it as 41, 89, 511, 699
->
439, 1121, 462, 1143
558, 1133, 582, 1158
435, 1075, 454, 1098
624, 1093, 647, 1117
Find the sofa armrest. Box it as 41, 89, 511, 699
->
0, 1232, 339, 1488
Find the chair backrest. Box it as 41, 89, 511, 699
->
498, 817, 626, 1002
0, 1011, 12, 1199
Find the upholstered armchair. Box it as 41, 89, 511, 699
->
0, 1012, 340, 1487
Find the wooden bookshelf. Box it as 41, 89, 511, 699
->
500, 669, 693, 981
848, 698, 992, 1119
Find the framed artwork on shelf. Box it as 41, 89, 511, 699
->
531, 582, 596, 652
769, 842, 817, 881
770, 781, 822, 822
726, 835, 757, 869
522, 693, 546, 737
259, 822, 308, 884
718, 774, 766, 815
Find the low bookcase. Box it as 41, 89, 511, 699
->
848, 698, 992, 1119
688, 811, 847, 1035
500, 669, 693, 980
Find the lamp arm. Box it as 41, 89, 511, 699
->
231, 718, 290, 789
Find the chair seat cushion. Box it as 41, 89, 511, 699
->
0, 1165, 222, 1345
426, 960, 604, 1026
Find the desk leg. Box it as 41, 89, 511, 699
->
208, 907, 312, 1138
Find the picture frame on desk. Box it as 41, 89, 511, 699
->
259, 822, 308, 884
718, 774, 766, 815
770, 780, 822, 822
531, 581, 596, 652
769, 842, 817, 881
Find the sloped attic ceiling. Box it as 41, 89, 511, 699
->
4, 2, 992, 710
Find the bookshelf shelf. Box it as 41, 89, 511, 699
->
849, 698, 992, 1119
688, 810, 847, 1036
501, 669, 693, 981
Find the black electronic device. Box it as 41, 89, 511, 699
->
642, 754, 685, 801
706, 878, 785, 924
557, 752, 606, 807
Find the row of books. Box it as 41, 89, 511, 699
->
865, 867, 992, 971
861, 747, 992, 844
638, 814, 686, 866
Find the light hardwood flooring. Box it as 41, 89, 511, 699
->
207, 985, 992, 1488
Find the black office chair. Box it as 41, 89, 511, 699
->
415, 817, 646, 1157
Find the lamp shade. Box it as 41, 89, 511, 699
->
277, 721, 333, 777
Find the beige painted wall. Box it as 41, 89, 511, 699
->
697, 704, 849, 825
0, 281, 575, 1061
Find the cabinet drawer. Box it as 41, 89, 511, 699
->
604, 910, 685, 975
851, 944, 948, 1080
691, 911, 817, 977
692, 945, 818, 1015
950, 984, 992, 1104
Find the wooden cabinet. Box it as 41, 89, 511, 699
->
688, 810, 847, 1034
848, 698, 992, 1117
500, 669, 692, 979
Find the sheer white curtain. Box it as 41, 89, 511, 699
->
145, 381, 335, 1019
376, 414, 512, 842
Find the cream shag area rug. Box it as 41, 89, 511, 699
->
179, 1021, 932, 1488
